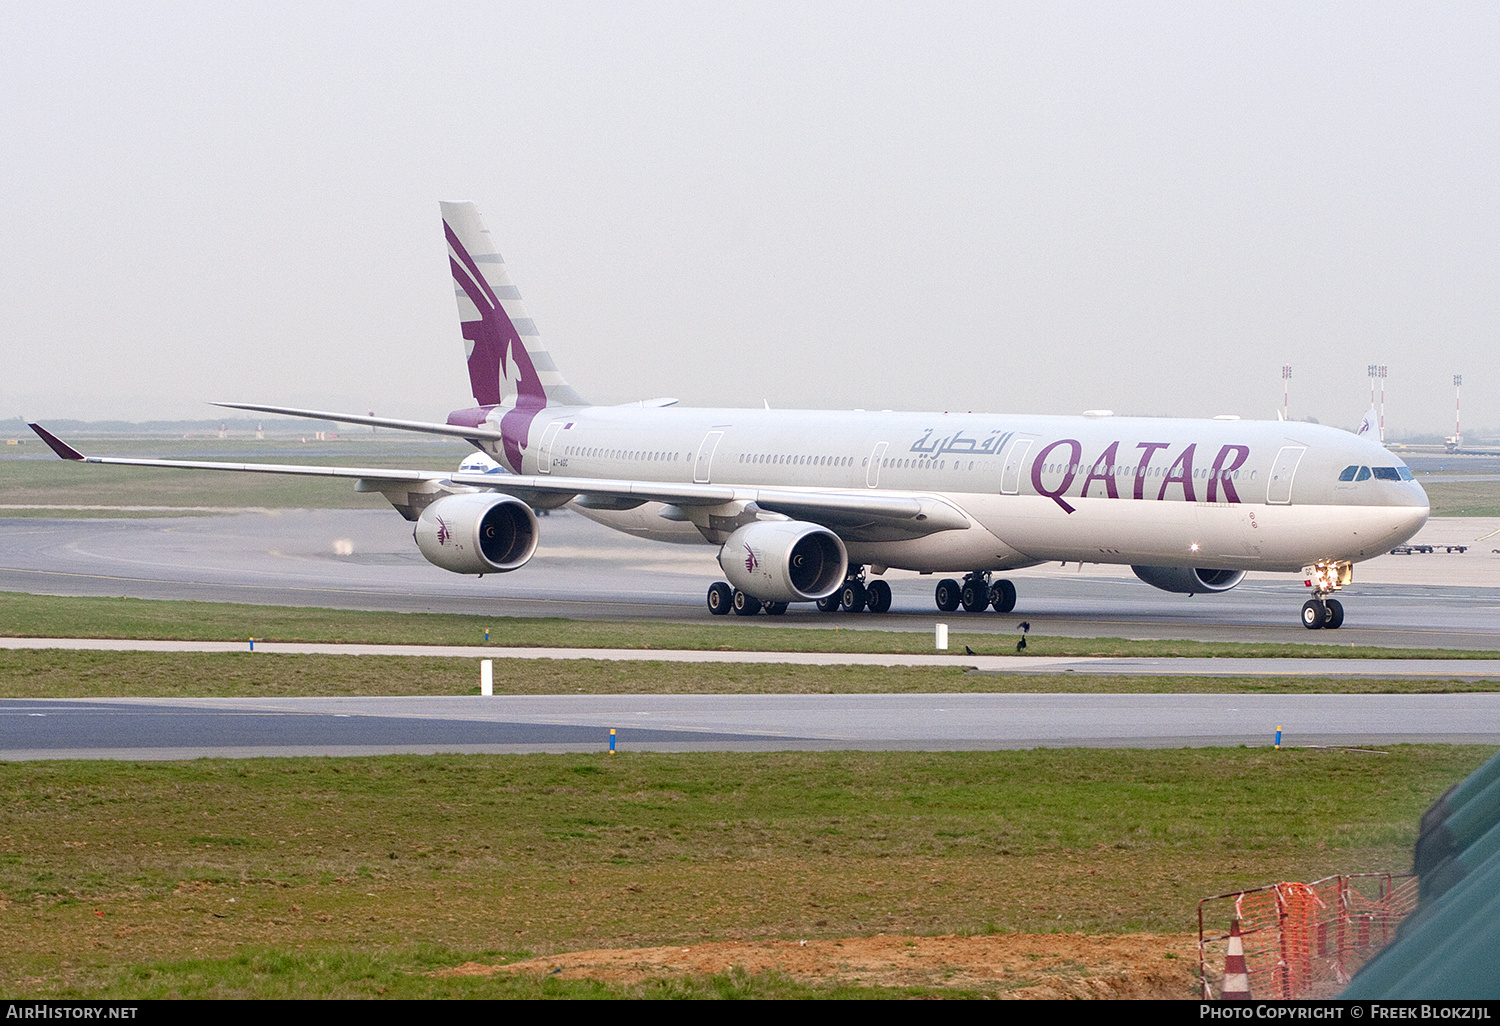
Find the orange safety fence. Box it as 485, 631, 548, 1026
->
1198, 873, 1417, 999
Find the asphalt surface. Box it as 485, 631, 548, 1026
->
6, 693, 1499, 760
1, 508, 1498, 648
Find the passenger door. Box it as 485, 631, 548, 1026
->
694, 430, 725, 483
536, 421, 565, 475
1000, 436, 1036, 494
1266, 445, 1307, 505
866, 441, 888, 487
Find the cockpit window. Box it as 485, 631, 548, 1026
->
1339, 465, 1410, 483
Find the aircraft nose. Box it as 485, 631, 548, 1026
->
1388, 501, 1429, 547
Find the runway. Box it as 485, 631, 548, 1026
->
6, 692, 1500, 760
1, 509, 1498, 648
6, 635, 1500, 678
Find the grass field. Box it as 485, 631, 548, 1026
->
1, 746, 1485, 998
4, 592, 1497, 660
1423, 478, 1500, 517
0, 454, 388, 513
3, 648, 1498, 698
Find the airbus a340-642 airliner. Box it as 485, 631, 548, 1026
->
31, 202, 1429, 629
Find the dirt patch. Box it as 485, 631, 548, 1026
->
435, 932, 1202, 998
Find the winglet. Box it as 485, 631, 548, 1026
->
28, 424, 86, 461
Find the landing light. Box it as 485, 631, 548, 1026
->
1189, 543, 1200, 553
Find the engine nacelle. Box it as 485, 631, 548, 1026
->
414, 493, 539, 574
1131, 565, 1246, 594
718, 521, 847, 602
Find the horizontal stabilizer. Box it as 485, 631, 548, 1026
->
212, 403, 504, 441
616, 397, 679, 408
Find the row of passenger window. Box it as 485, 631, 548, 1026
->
565, 446, 680, 461
740, 454, 854, 467
1338, 465, 1414, 482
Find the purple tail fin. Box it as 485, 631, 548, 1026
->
442, 202, 587, 471
441, 202, 587, 411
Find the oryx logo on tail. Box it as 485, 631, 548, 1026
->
440, 202, 588, 472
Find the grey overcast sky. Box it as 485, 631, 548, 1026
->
2, 2, 1495, 435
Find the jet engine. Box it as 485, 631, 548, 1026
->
718, 521, 847, 602
414, 492, 539, 574
1130, 566, 1246, 595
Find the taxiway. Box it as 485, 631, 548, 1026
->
6, 692, 1499, 761
1, 509, 1497, 646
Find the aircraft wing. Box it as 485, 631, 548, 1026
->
29, 424, 970, 540
28, 424, 449, 486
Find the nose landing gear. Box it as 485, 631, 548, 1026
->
1301, 597, 1345, 630
1300, 559, 1352, 630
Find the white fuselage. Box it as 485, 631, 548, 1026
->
469, 405, 1429, 575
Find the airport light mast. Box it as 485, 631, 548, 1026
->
1380, 366, 1388, 442
1367, 364, 1388, 443
1446, 374, 1462, 453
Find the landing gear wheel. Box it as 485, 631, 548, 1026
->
732, 589, 761, 616
865, 579, 893, 614
763, 600, 789, 616
1323, 598, 1344, 630
841, 581, 868, 613
817, 594, 842, 613
960, 580, 989, 612
935, 579, 961, 612
1301, 599, 1325, 630
988, 579, 1017, 613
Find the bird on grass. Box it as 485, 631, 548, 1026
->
964, 645, 976, 656
1016, 636, 1027, 653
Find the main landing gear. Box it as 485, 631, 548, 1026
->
705, 580, 789, 617
934, 571, 1017, 614
813, 568, 893, 614
1299, 559, 1353, 630
704, 566, 893, 616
